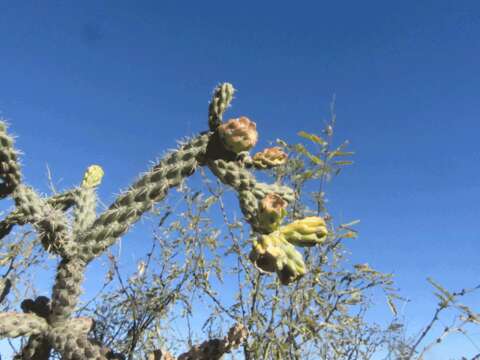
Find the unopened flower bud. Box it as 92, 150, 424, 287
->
81, 165, 104, 189
218, 117, 258, 153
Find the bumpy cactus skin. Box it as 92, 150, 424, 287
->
48, 326, 107, 360
72, 166, 104, 237
0, 83, 324, 359
208, 83, 235, 130
0, 313, 49, 338
16, 335, 52, 360
0, 121, 22, 198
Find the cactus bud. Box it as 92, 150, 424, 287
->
258, 193, 287, 232
279, 216, 328, 247
218, 117, 258, 153
81, 165, 104, 189
249, 232, 306, 285
252, 147, 288, 169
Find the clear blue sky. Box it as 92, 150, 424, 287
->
0, 1, 479, 358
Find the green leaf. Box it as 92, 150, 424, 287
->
333, 160, 354, 166
387, 296, 398, 317
298, 131, 327, 146
427, 277, 454, 303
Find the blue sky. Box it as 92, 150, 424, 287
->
0, 1, 479, 358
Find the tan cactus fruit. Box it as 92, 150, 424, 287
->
279, 216, 328, 247
217, 117, 258, 153
252, 147, 288, 169
258, 193, 287, 232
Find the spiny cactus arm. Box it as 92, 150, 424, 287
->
0, 189, 76, 241
16, 335, 52, 360
0, 121, 22, 198
207, 159, 294, 232
11, 185, 74, 257
48, 189, 78, 211
208, 82, 235, 131
49, 258, 86, 324
78, 133, 211, 262
0, 312, 48, 338
47, 326, 107, 360
72, 165, 104, 237
176, 323, 247, 360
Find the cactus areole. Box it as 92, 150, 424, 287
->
0, 82, 328, 359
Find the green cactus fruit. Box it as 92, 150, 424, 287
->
279, 216, 328, 247
217, 117, 258, 153
258, 193, 287, 233
249, 232, 306, 285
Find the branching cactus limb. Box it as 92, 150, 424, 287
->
0, 120, 22, 198
77, 133, 211, 262
16, 335, 52, 360
208, 82, 235, 131
0, 190, 77, 240
0, 313, 49, 338
49, 258, 87, 324
47, 326, 107, 360
72, 165, 104, 237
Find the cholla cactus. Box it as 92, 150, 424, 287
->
0, 82, 327, 359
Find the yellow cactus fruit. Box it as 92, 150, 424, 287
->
81, 165, 104, 189
252, 147, 288, 169
258, 193, 287, 232
217, 117, 258, 153
279, 216, 328, 247
249, 232, 306, 285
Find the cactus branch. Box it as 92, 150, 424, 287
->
78, 133, 210, 262
0, 313, 49, 338
0, 121, 22, 198
208, 82, 235, 131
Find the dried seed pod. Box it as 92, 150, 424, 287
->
217, 117, 258, 153
252, 147, 288, 169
